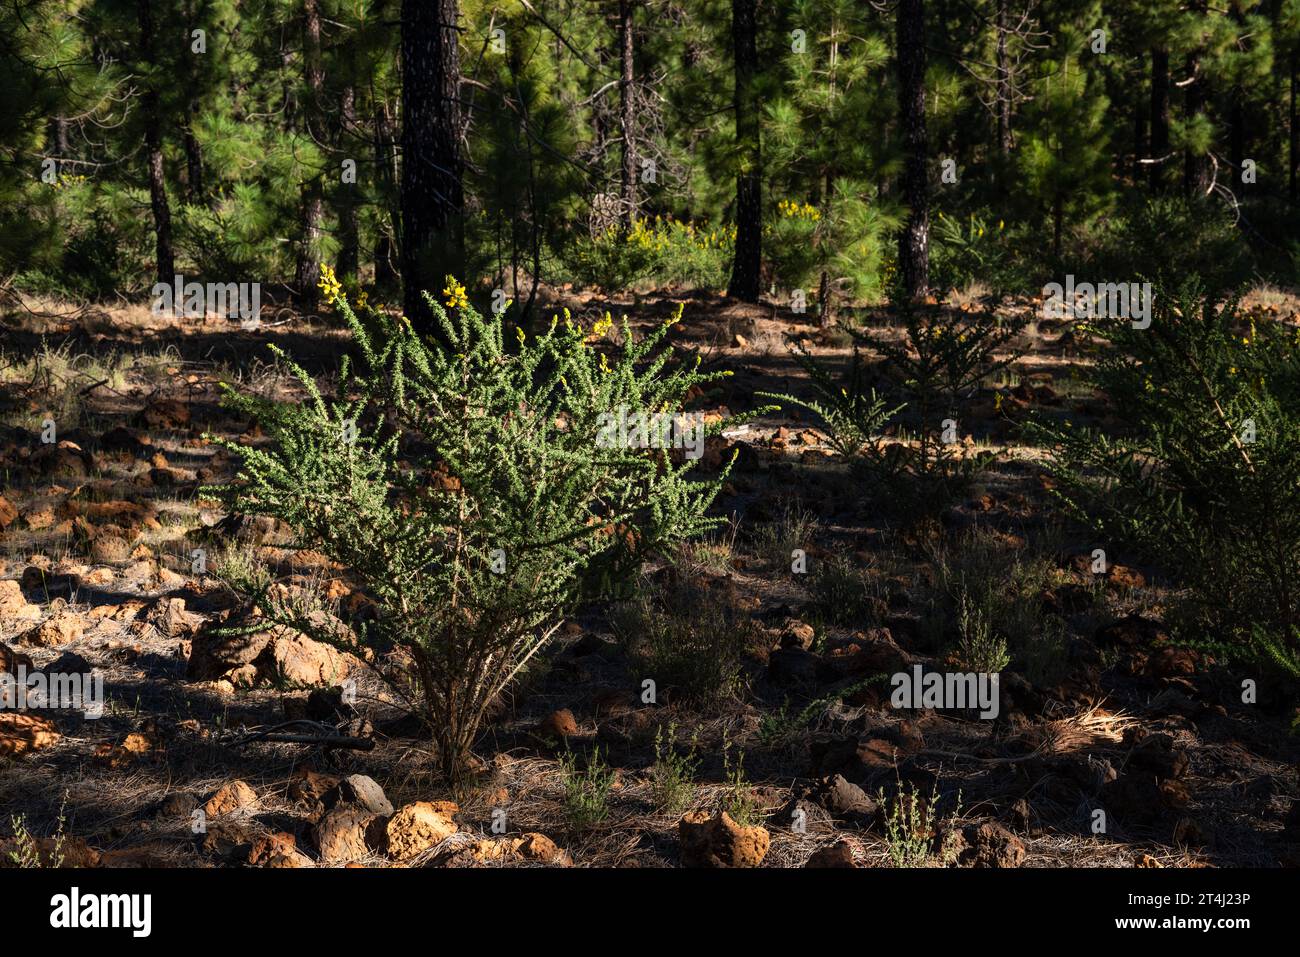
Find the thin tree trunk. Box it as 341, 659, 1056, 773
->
618, 0, 636, 228
727, 0, 761, 303
1183, 51, 1209, 197
295, 0, 325, 311
1149, 48, 1169, 192
400, 0, 464, 334
995, 0, 1011, 157
896, 0, 929, 300
374, 102, 399, 288
1133, 88, 1146, 182
137, 1, 174, 286
1290, 49, 1297, 204
338, 84, 360, 280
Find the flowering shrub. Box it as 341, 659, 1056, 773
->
205, 266, 731, 780
566, 216, 734, 292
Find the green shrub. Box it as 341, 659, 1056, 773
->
1034, 279, 1300, 675
206, 267, 729, 780
611, 576, 754, 709
929, 211, 1028, 297
651, 722, 701, 814
878, 780, 962, 868
1089, 197, 1252, 298
810, 554, 886, 626
761, 296, 1022, 512
560, 746, 616, 831
720, 741, 759, 827
565, 217, 733, 293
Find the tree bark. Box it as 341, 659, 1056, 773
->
295, 0, 325, 311
374, 101, 399, 288
401, 0, 464, 335
1149, 47, 1169, 192
995, 0, 1011, 157
896, 0, 929, 301
727, 0, 761, 303
618, 0, 637, 228
337, 84, 360, 281
1290, 49, 1297, 204
1183, 52, 1210, 197
137, 1, 175, 286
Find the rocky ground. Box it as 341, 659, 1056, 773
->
2, 287, 1299, 869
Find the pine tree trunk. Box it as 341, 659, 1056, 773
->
295, 0, 325, 312
374, 102, 399, 288
1290, 49, 1297, 205
1183, 52, 1209, 197
182, 0, 204, 204
1133, 91, 1146, 182
727, 0, 761, 303
401, 0, 464, 335
137, 1, 174, 286
1149, 48, 1169, 192
995, 0, 1011, 157
896, 0, 929, 301
183, 110, 205, 205
337, 85, 360, 281
618, 0, 637, 228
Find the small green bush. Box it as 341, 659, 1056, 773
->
1035, 279, 1300, 675
560, 747, 616, 831
611, 577, 755, 709
206, 268, 730, 780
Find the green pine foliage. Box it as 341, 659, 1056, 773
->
1033, 280, 1300, 675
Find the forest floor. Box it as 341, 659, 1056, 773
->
1, 284, 1299, 868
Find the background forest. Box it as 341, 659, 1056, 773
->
2, 0, 1300, 875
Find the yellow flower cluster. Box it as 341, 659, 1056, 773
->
587, 311, 614, 342
317, 263, 342, 300
50, 174, 88, 191
604, 216, 737, 254
778, 199, 821, 221
443, 277, 468, 309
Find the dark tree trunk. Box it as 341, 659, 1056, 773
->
374, 102, 399, 288
1149, 48, 1169, 192
183, 109, 205, 204
618, 0, 636, 228
294, 0, 325, 311
727, 0, 761, 303
1291, 49, 1297, 204
400, 0, 464, 335
137, 1, 174, 286
1230, 96, 1244, 177
47, 116, 68, 159
896, 0, 928, 301
180, 0, 204, 204
1183, 52, 1210, 197
1133, 95, 1146, 182
337, 84, 360, 281
995, 0, 1011, 157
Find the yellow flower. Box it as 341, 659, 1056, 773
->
587, 311, 614, 342
442, 277, 468, 309
317, 263, 343, 300
599, 353, 611, 374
